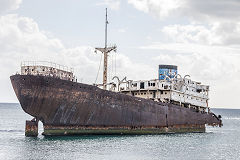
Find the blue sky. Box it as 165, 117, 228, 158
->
1, 0, 240, 108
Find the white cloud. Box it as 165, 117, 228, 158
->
185, 0, 240, 22
128, 0, 182, 18
0, 0, 22, 14
128, 0, 240, 46
162, 22, 240, 45
96, 0, 121, 10
128, 0, 240, 21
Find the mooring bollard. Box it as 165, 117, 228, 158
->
25, 120, 38, 137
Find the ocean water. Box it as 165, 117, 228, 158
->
0, 103, 240, 160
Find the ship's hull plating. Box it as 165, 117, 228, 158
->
10, 75, 221, 135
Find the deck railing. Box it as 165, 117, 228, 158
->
21, 61, 74, 73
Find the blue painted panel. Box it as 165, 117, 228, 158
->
159, 68, 177, 80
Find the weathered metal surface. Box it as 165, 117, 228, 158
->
10, 74, 222, 135
25, 120, 38, 137
42, 124, 205, 136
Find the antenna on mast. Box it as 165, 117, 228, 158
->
95, 8, 117, 90
105, 8, 108, 49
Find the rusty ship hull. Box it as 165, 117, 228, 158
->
10, 74, 222, 136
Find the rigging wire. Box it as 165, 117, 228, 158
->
95, 53, 102, 84
108, 55, 110, 84
111, 53, 113, 79
114, 51, 117, 76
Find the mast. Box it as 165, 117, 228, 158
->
105, 8, 108, 49
95, 8, 117, 90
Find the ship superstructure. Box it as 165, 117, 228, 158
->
120, 65, 209, 113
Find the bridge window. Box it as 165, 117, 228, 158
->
140, 82, 144, 89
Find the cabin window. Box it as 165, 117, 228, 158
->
162, 84, 163, 87
196, 89, 201, 93
148, 82, 150, 86
140, 82, 144, 89
144, 93, 146, 95
165, 92, 167, 95
133, 83, 137, 87
153, 83, 155, 87
141, 93, 143, 95
153, 92, 156, 98
161, 91, 163, 94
